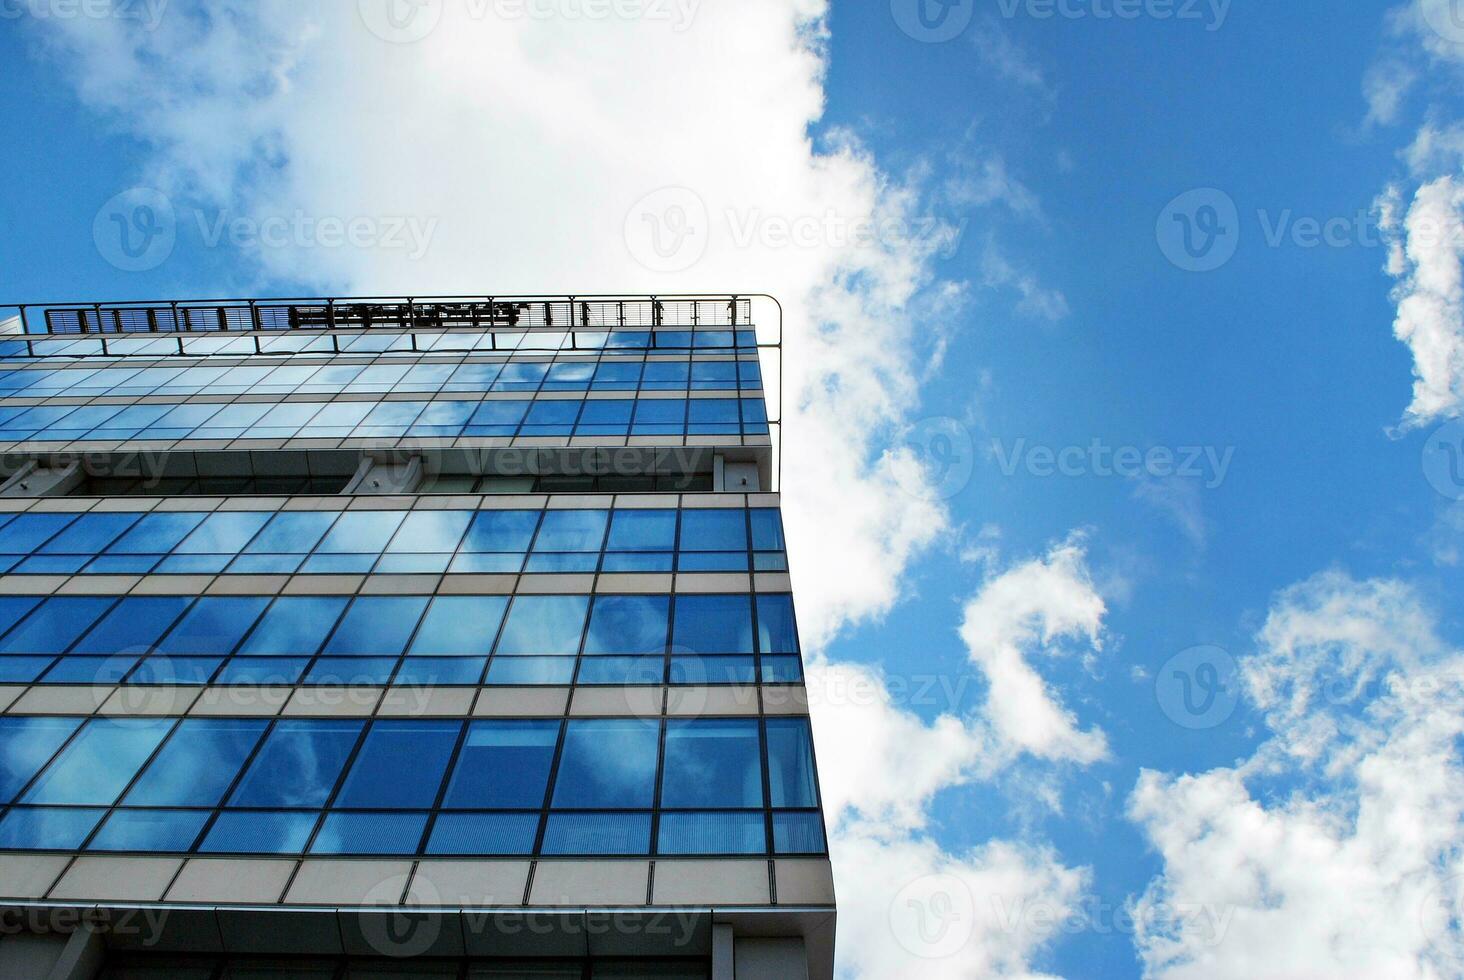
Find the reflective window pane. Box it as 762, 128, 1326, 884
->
228, 720, 362, 808
551, 720, 659, 809
583, 595, 669, 655
443, 720, 559, 809
496, 595, 589, 655
335, 721, 458, 808
0, 717, 81, 802
671, 595, 754, 654
660, 720, 764, 809
126, 719, 268, 807
408, 596, 507, 656
22, 718, 175, 805
766, 719, 819, 808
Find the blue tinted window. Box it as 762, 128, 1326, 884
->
0, 514, 76, 552
749, 509, 785, 550
471, 400, 529, 424
0, 717, 81, 802
316, 511, 405, 554
766, 719, 819, 808
322, 596, 429, 655
524, 400, 582, 426
671, 595, 754, 654
578, 400, 634, 427
756, 595, 799, 654
155, 596, 270, 655
70, 597, 190, 655
427, 813, 539, 855
532, 510, 608, 552
312, 813, 427, 855
200, 811, 318, 854
409, 596, 508, 655
90, 810, 210, 852
484, 657, 575, 685
658, 812, 766, 855
106, 513, 207, 554
680, 510, 747, 551
461, 510, 541, 552
541, 813, 651, 855
335, 721, 458, 808
38, 513, 140, 554
661, 719, 764, 808
443, 720, 559, 809
125, 718, 268, 807
228, 720, 362, 808
385, 511, 471, 553
583, 596, 669, 654
496, 595, 589, 655
0, 597, 114, 654
174, 512, 270, 554
0, 807, 104, 850
0, 596, 41, 637
551, 720, 659, 809
773, 812, 826, 853
606, 510, 677, 552
244, 512, 339, 554
22, 718, 174, 805
236, 597, 348, 655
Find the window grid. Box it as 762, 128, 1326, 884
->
0, 716, 825, 859
0, 506, 791, 578
0, 394, 770, 445
0, 589, 803, 689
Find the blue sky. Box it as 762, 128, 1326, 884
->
5, 2, 1464, 977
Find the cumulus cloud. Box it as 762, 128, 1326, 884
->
961, 534, 1109, 765
1379, 170, 1464, 427
1130, 571, 1464, 979
24, 5, 1108, 975
26, 0, 959, 646
1369, 3, 1464, 425
806, 535, 1108, 975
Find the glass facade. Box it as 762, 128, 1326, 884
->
0, 297, 830, 980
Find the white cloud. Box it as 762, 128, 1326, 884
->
981, 245, 1071, 322
26, 6, 1107, 976
970, 20, 1051, 97
1130, 571, 1464, 979
961, 534, 1109, 765
28, 0, 959, 648
1132, 476, 1209, 551
805, 535, 1109, 976
1379, 171, 1464, 426
1363, 60, 1418, 127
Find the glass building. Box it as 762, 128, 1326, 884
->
0, 297, 833, 980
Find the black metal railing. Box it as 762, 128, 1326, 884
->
3, 295, 758, 337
